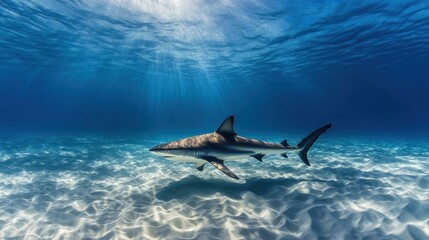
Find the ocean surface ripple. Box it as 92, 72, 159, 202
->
0, 136, 428, 239
1, 0, 428, 78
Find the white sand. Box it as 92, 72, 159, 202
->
0, 136, 428, 239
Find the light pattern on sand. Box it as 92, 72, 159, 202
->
0, 136, 428, 239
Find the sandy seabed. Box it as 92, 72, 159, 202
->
0, 136, 428, 239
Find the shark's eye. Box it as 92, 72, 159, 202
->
166, 150, 169, 153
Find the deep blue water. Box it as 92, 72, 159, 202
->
1, 0, 429, 135
1, 1, 429, 239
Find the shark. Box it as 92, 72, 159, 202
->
150, 116, 331, 180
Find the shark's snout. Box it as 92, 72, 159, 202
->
149, 147, 162, 153
149, 143, 169, 153
149, 143, 164, 151
149, 147, 162, 155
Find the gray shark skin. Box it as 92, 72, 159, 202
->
150, 116, 331, 180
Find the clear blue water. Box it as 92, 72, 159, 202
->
1, 1, 429, 239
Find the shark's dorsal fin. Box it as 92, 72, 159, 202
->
216, 115, 237, 136
280, 139, 290, 147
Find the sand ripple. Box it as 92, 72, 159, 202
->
0, 136, 428, 239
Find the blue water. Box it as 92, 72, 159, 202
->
1, 1, 429, 239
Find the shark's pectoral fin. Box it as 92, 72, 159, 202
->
210, 160, 239, 180
251, 154, 265, 162
196, 162, 206, 171
202, 156, 239, 179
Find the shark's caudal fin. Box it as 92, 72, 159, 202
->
296, 124, 332, 166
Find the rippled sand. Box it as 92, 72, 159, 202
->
0, 136, 428, 239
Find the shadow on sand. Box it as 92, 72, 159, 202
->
155, 175, 332, 201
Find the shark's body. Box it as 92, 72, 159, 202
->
150, 116, 331, 179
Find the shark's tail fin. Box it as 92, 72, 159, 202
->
296, 124, 332, 166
